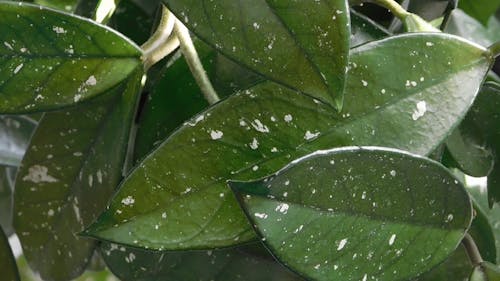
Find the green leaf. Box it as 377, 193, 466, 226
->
0, 2, 142, 113
470, 262, 500, 281
0, 226, 19, 281
13, 68, 143, 281
34, 0, 78, 12
0, 166, 16, 236
459, 0, 500, 26
350, 9, 390, 47
445, 125, 494, 177
407, 0, 456, 21
0, 116, 37, 167
230, 147, 472, 281
100, 242, 302, 281
163, 0, 351, 109
84, 33, 492, 250
469, 202, 497, 263
415, 244, 471, 281
446, 9, 500, 48
109, 0, 154, 45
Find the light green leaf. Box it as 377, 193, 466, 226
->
84, 33, 492, 250
13, 68, 143, 281
459, 0, 500, 26
0, 2, 141, 113
0, 226, 19, 281
230, 147, 472, 281
163, 0, 351, 109
0, 116, 37, 167
100, 242, 302, 281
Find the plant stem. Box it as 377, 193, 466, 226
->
174, 20, 220, 105
462, 233, 483, 266
489, 42, 500, 58
141, 6, 178, 70
369, 0, 409, 20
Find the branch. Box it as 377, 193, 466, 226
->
462, 233, 483, 266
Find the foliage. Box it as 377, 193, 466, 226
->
0, 0, 499, 280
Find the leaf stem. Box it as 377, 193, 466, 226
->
141, 6, 178, 70
489, 42, 500, 58
368, 0, 409, 20
462, 233, 483, 266
174, 20, 220, 105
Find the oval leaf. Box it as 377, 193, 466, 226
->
100, 242, 302, 281
230, 147, 472, 281
13, 68, 143, 281
84, 33, 491, 250
163, 0, 351, 109
0, 2, 141, 113
0, 226, 20, 281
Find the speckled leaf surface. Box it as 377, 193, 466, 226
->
414, 245, 471, 281
163, 0, 350, 109
13, 68, 143, 281
231, 147, 472, 281
0, 226, 19, 281
100, 242, 302, 281
84, 33, 491, 250
0, 116, 37, 167
0, 2, 141, 113
34, 0, 78, 12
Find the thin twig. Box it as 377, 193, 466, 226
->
174, 20, 220, 105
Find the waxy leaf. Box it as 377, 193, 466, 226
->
415, 245, 471, 281
230, 147, 472, 281
446, 9, 500, 48
84, 33, 492, 250
13, 68, 143, 281
0, 226, 19, 281
0, 2, 141, 113
350, 9, 390, 47
100, 242, 302, 281
0, 116, 37, 167
34, 0, 78, 12
163, 0, 351, 109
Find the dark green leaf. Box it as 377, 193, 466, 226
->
414, 245, 471, 281
230, 147, 472, 281
470, 262, 500, 281
469, 202, 497, 263
350, 9, 390, 47
84, 33, 492, 250
109, 0, 154, 45
446, 9, 500, 48
0, 226, 19, 281
445, 125, 494, 177
13, 68, 143, 281
34, 0, 78, 12
0, 116, 36, 167
459, 0, 500, 26
163, 0, 351, 109
0, 166, 16, 236
407, 0, 456, 21
0, 2, 141, 113
100, 242, 302, 281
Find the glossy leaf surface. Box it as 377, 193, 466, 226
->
231, 147, 472, 281
34, 0, 78, 12
350, 9, 390, 47
163, 0, 351, 109
0, 116, 36, 167
85, 33, 491, 250
13, 68, 143, 281
100, 242, 302, 281
415, 245, 471, 281
0, 2, 141, 113
446, 9, 500, 48
0, 226, 19, 281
